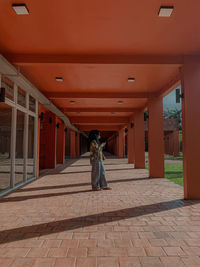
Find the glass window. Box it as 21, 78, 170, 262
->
1, 76, 14, 101
27, 116, 35, 179
15, 110, 25, 185
29, 95, 36, 112
0, 103, 12, 192
18, 87, 26, 108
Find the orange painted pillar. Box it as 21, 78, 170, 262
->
181, 56, 200, 199
148, 97, 164, 178
57, 121, 65, 164
128, 123, 135, 164
76, 133, 80, 157
70, 131, 76, 158
36, 116, 40, 178
118, 128, 125, 158
134, 112, 145, 168
44, 112, 56, 168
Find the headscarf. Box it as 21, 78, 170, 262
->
88, 130, 100, 146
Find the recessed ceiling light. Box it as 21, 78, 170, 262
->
56, 77, 63, 82
158, 6, 174, 17
128, 78, 135, 82
118, 101, 123, 105
70, 100, 75, 104
12, 4, 29, 15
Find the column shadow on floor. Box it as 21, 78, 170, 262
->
14, 177, 151, 194
0, 199, 199, 245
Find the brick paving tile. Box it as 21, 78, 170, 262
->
181, 256, 200, 266
145, 246, 166, 256
56, 232, 73, 239
148, 238, 168, 247
73, 233, 89, 239
26, 248, 49, 257
79, 239, 97, 248
0, 248, 30, 258
89, 232, 105, 240
139, 256, 163, 267
132, 239, 151, 248
181, 246, 200, 256
67, 248, 87, 257
97, 239, 114, 248
127, 247, 146, 256
163, 246, 186, 256
88, 247, 104, 256
61, 239, 79, 248
54, 257, 75, 267
104, 247, 127, 256
48, 248, 68, 257
106, 232, 122, 239
42, 240, 62, 248
119, 257, 141, 267
138, 231, 156, 239
32, 258, 56, 267
184, 239, 200, 247
114, 239, 133, 248
9, 258, 35, 267
76, 257, 97, 267
97, 257, 119, 267
160, 256, 186, 267
121, 232, 139, 240
0, 258, 15, 267
1, 154, 200, 266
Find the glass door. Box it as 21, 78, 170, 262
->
0, 103, 12, 192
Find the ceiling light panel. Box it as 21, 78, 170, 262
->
12, 4, 29, 15
128, 78, 135, 82
158, 6, 174, 17
56, 77, 63, 82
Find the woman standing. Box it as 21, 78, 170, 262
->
89, 130, 111, 191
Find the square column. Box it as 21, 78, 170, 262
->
56, 121, 65, 164
148, 97, 164, 178
76, 133, 80, 157
70, 131, 76, 159
128, 123, 135, 164
40, 111, 56, 169
118, 128, 125, 158
134, 112, 145, 168
182, 56, 200, 199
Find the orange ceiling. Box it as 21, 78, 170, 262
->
0, 0, 200, 55
18, 64, 180, 94
0, 0, 199, 130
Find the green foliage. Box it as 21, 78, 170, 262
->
145, 163, 183, 186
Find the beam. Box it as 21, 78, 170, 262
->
6, 54, 184, 65
78, 125, 121, 131
45, 92, 153, 99
156, 73, 181, 98
70, 117, 129, 124
62, 107, 138, 112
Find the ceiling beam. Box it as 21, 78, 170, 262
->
6, 54, 184, 65
45, 92, 153, 99
70, 116, 129, 124
156, 73, 181, 98
78, 125, 121, 131
62, 107, 137, 112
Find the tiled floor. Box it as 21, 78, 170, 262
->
0, 153, 200, 267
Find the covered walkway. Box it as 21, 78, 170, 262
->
0, 154, 200, 267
